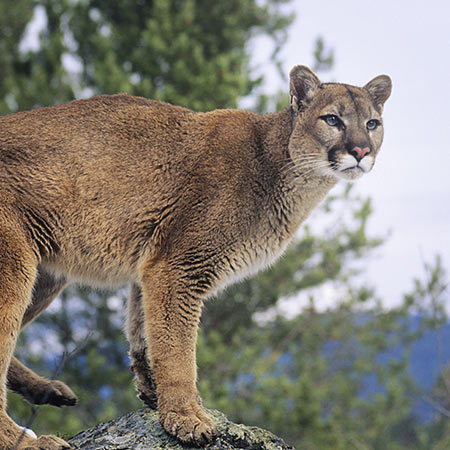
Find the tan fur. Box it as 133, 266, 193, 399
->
0, 66, 391, 448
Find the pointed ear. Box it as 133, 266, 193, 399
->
364, 75, 392, 109
289, 65, 321, 112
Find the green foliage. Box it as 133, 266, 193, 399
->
197, 190, 444, 450
0, 0, 293, 114
312, 37, 334, 73
0, 0, 75, 114
70, 0, 293, 110
400, 257, 450, 450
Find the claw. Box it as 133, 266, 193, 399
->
161, 406, 217, 445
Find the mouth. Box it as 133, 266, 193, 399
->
334, 164, 365, 180
342, 165, 364, 173
327, 150, 374, 180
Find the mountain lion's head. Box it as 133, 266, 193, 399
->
288, 65, 392, 181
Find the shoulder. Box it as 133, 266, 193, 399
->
198, 108, 260, 141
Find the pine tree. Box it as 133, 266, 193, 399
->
0, 0, 293, 114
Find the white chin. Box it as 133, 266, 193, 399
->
335, 167, 365, 181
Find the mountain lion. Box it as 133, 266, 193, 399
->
0, 66, 391, 449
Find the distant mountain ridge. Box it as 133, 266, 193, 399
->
408, 316, 450, 420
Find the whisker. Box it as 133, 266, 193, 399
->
281, 159, 330, 174
280, 157, 327, 174
281, 159, 337, 181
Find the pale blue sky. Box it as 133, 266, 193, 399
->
252, 0, 450, 306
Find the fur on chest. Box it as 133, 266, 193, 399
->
208, 223, 293, 297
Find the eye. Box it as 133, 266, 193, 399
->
366, 119, 380, 130
322, 115, 342, 127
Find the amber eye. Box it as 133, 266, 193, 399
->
322, 115, 341, 127
367, 119, 380, 130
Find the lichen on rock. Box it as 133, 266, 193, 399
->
69, 409, 295, 450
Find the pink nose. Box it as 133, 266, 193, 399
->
352, 146, 370, 161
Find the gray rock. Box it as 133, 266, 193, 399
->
69, 409, 295, 450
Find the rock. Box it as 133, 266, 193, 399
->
68, 408, 295, 450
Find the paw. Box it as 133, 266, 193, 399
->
27, 380, 78, 407
19, 434, 71, 450
161, 405, 217, 446
43, 380, 78, 407
137, 388, 158, 410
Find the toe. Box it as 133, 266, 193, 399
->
48, 381, 78, 407
162, 407, 217, 445
21, 434, 71, 449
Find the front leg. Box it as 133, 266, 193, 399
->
140, 258, 217, 445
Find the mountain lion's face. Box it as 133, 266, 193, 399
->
289, 66, 392, 182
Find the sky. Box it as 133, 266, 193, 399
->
251, 0, 450, 307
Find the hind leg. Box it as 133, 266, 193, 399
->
8, 357, 77, 408
0, 221, 70, 449
126, 284, 158, 409
7, 267, 78, 407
